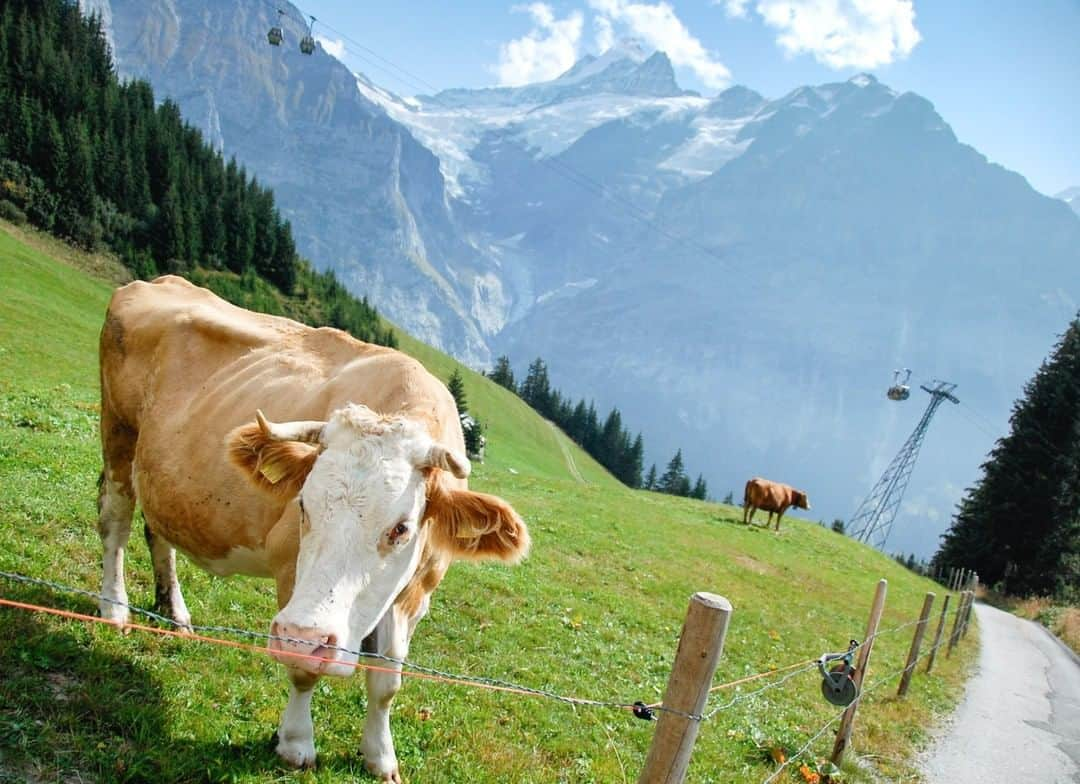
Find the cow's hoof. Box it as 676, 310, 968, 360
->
364, 758, 402, 783
100, 601, 129, 630
276, 736, 317, 770
172, 611, 193, 634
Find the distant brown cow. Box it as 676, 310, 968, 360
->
742, 477, 810, 531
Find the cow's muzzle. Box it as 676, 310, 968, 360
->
268, 620, 354, 676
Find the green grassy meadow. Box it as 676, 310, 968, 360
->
0, 225, 976, 783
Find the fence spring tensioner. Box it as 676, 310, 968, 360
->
818, 639, 859, 706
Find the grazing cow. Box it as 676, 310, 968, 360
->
96, 276, 529, 782
742, 477, 810, 531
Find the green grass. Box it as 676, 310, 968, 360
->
0, 226, 976, 783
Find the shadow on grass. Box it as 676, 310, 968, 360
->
0, 586, 376, 782
717, 515, 767, 532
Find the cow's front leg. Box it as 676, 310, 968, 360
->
276, 667, 319, 769
360, 604, 419, 783
144, 523, 192, 630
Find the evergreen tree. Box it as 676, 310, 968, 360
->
489, 355, 516, 392
691, 474, 708, 500
659, 450, 688, 496
599, 408, 624, 471
936, 314, 1080, 596
446, 369, 467, 413
722, 491, 735, 505
625, 433, 645, 489
519, 358, 553, 417
644, 464, 657, 491
831, 519, 846, 534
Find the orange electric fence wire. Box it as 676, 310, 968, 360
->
0, 569, 937, 727
0, 596, 640, 710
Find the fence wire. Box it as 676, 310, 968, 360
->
0, 568, 965, 740
0, 569, 699, 719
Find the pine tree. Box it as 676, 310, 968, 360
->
625, 433, 645, 489
599, 408, 623, 472
446, 369, 467, 413
488, 355, 516, 392
722, 491, 734, 505
936, 314, 1080, 596
659, 450, 688, 496
831, 519, 846, 534
643, 464, 657, 490
691, 474, 708, 500
519, 358, 552, 417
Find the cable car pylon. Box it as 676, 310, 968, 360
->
849, 380, 959, 549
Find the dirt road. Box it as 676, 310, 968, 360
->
919, 602, 1080, 783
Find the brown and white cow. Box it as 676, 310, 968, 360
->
742, 477, 810, 531
96, 276, 529, 781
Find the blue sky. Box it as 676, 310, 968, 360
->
296, 1, 1080, 197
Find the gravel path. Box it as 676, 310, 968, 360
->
919, 602, 1080, 783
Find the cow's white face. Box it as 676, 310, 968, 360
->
250, 405, 469, 676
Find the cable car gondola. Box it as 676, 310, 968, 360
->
887, 368, 911, 401
267, 8, 284, 46
299, 15, 317, 55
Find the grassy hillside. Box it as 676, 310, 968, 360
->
0, 226, 976, 783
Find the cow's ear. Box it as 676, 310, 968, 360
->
425, 480, 530, 563
226, 420, 321, 499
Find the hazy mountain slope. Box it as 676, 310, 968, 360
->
496, 77, 1080, 556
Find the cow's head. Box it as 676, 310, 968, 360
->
793, 490, 810, 510
227, 404, 529, 676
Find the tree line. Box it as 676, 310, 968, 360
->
0, 0, 394, 347
488, 356, 708, 497
933, 315, 1080, 600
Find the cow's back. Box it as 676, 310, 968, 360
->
746, 478, 792, 512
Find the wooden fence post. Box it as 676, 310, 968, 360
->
898, 591, 935, 697
961, 576, 978, 638
925, 593, 951, 674
638, 592, 732, 784
947, 591, 969, 657
831, 579, 887, 768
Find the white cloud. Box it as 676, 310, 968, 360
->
722, 0, 751, 17
494, 3, 585, 86
316, 35, 346, 60
753, 0, 921, 69
590, 0, 732, 88
594, 14, 616, 52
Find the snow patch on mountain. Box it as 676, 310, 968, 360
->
657, 114, 755, 179
1057, 186, 1080, 216
358, 77, 709, 197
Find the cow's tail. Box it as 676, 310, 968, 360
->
743, 479, 752, 507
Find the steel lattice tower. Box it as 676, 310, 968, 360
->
850, 381, 959, 549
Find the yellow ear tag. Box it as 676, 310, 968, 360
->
259, 458, 287, 484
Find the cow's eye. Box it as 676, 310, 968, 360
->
390, 521, 409, 540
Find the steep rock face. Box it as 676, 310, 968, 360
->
93, 0, 505, 364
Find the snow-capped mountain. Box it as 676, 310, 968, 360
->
89, 0, 1080, 557
1059, 186, 1080, 216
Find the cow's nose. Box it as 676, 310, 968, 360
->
269, 620, 341, 670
